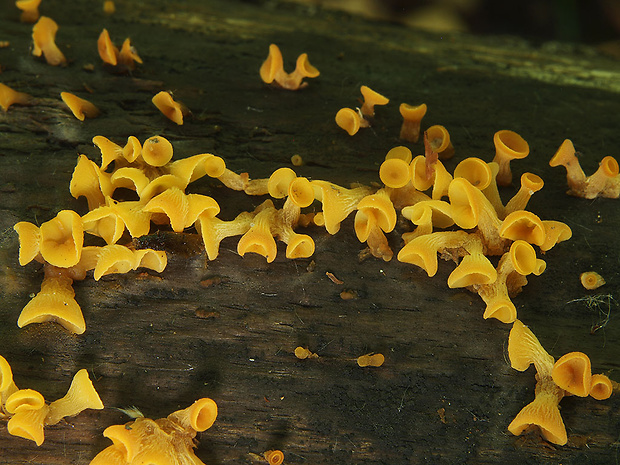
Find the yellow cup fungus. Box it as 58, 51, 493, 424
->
38, 210, 84, 268
453, 157, 493, 190
60, 92, 100, 121
357, 353, 385, 367
551, 352, 592, 397
0, 355, 19, 405
237, 203, 278, 262
32, 17, 66, 66
335, 107, 369, 136
492, 129, 529, 186
18, 269, 86, 334
580, 271, 605, 290
397, 230, 470, 277
426, 125, 454, 159
16, 0, 41, 23
259, 43, 319, 90
90, 398, 218, 465
45, 369, 104, 425
379, 158, 411, 189
385, 145, 413, 163
359, 85, 389, 117
399, 102, 427, 143
499, 210, 546, 247
294, 347, 318, 359
97, 29, 142, 70
550, 139, 620, 198
152, 91, 188, 125
589, 374, 613, 401
264, 449, 285, 465
97, 29, 119, 66
0, 83, 31, 111
140, 134, 175, 167
354, 190, 397, 261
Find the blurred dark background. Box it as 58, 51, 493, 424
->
282, 0, 620, 55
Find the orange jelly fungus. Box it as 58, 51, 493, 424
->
16, 0, 41, 23
551, 352, 592, 397
399, 103, 427, 143
294, 347, 318, 359
492, 129, 530, 186
589, 374, 613, 401
359, 85, 389, 117
357, 353, 385, 367
152, 91, 188, 125
32, 17, 67, 66
90, 398, 217, 465
426, 125, 454, 160
97, 29, 118, 66
550, 139, 620, 199
260, 43, 319, 90
335, 107, 369, 136
264, 450, 285, 465
580, 271, 605, 290
0, 83, 31, 111
290, 154, 303, 166
60, 92, 100, 121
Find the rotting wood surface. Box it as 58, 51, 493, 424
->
0, 1, 619, 464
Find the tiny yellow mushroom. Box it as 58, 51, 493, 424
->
357, 353, 385, 367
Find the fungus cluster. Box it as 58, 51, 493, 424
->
260, 44, 319, 90
3, 0, 618, 458
0, 355, 103, 446
550, 139, 620, 199
507, 320, 615, 445
90, 398, 218, 465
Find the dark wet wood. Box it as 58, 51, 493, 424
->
1, 1, 619, 464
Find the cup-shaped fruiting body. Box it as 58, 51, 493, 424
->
7, 401, 49, 445
448, 178, 505, 255
196, 211, 253, 261
499, 210, 546, 247
264, 450, 285, 465
379, 158, 410, 189
45, 369, 104, 425
311, 181, 372, 235
167, 398, 218, 433
144, 187, 219, 232
5, 388, 45, 414
0, 355, 19, 405
453, 157, 493, 191
580, 271, 605, 290
91, 398, 217, 465
447, 235, 497, 288
0, 83, 31, 111
426, 125, 454, 159
32, 17, 66, 66
409, 155, 435, 192
503, 172, 544, 217
508, 319, 555, 376
93, 135, 123, 170
152, 91, 188, 125
39, 210, 84, 268
583, 156, 620, 199
168, 153, 226, 186
60, 92, 100, 121
82, 197, 151, 244
397, 230, 470, 277
589, 374, 613, 401
97, 29, 119, 66
335, 107, 369, 136
89, 244, 167, 280
70, 154, 113, 210
18, 270, 85, 334
354, 189, 397, 261
16, 0, 41, 23
268, 168, 297, 199
357, 353, 385, 367
508, 375, 567, 446
401, 200, 454, 240
540, 220, 572, 252
294, 347, 318, 359
385, 146, 413, 163
140, 135, 173, 167
492, 130, 529, 186
399, 103, 427, 142
551, 352, 592, 397
237, 202, 278, 262
259, 44, 319, 90
118, 38, 143, 69
359, 85, 389, 117
13, 221, 41, 266
548, 138, 584, 188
